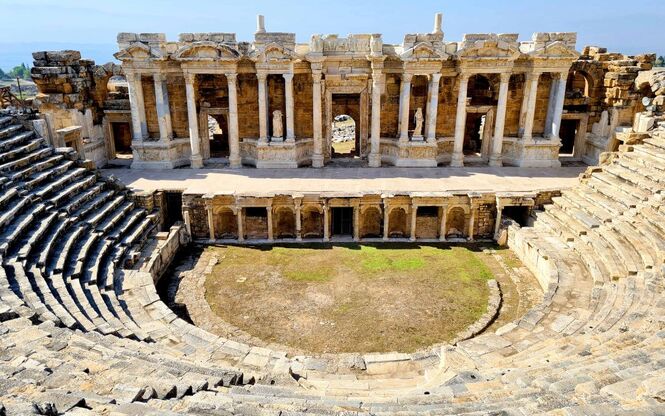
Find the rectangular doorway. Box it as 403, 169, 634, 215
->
111, 122, 132, 157
559, 119, 578, 157
331, 207, 354, 236
331, 94, 360, 158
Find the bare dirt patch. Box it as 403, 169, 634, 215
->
202, 243, 505, 354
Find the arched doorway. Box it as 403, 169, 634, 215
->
361, 206, 382, 238
302, 207, 323, 238
388, 207, 408, 238
446, 207, 467, 238
331, 114, 357, 158
273, 207, 296, 239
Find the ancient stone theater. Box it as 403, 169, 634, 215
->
0, 12, 664, 415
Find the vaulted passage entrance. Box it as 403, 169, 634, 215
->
331, 207, 354, 237
208, 114, 229, 158
331, 94, 361, 159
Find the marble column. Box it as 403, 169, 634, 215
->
545, 75, 558, 137
439, 206, 447, 242
236, 207, 244, 242
267, 207, 274, 241
369, 69, 383, 167
226, 73, 241, 168
353, 205, 360, 242
312, 71, 324, 167
468, 205, 476, 241
184, 73, 203, 168
153, 73, 173, 140
295, 201, 302, 241
383, 205, 389, 241
494, 203, 503, 237
127, 72, 147, 140
257, 73, 268, 142
451, 74, 469, 167
323, 202, 330, 242
489, 72, 511, 167
206, 205, 215, 241
522, 72, 541, 142
283, 73, 295, 142
425, 73, 442, 143
550, 72, 568, 139
398, 73, 413, 142
410, 205, 417, 241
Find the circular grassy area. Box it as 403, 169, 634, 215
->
204, 243, 495, 354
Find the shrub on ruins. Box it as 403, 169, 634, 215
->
656, 56, 665, 67
7, 63, 31, 80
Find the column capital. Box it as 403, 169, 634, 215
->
312, 71, 322, 83
153, 72, 166, 83
125, 71, 140, 82
225, 72, 238, 83
282, 72, 294, 81
458, 72, 470, 82
402, 72, 413, 83
430, 72, 442, 82
556, 71, 568, 81
499, 72, 512, 83
525, 71, 542, 82
184, 72, 196, 84
256, 72, 267, 82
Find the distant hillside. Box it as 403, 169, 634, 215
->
0, 42, 117, 72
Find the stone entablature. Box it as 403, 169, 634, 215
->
114, 13, 580, 169
182, 190, 552, 243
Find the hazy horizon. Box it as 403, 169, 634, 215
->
1, 0, 664, 71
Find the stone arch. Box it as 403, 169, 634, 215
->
446, 206, 468, 238
214, 208, 237, 239
273, 206, 296, 239
388, 207, 408, 238
360, 206, 382, 238
566, 70, 592, 98
467, 74, 497, 106
301, 206, 323, 238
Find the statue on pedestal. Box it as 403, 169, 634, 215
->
272, 110, 283, 141
412, 107, 424, 140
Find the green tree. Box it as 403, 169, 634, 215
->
656, 56, 665, 67
8, 63, 30, 80
0, 68, 6, 79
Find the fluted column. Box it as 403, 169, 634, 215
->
127, 72, 147, 140
257, 73, 268, 142
312, 71, 324, 167
226, 73, 241, 168
398, 73, 413, 142
369, 68, 383, 167
522, 72, 541, 142
451, 73, 469, 167
236, 207, 244, 242
410, 205, 417, 241
283, 73, 295, 142
184, 73, 203, 168
489, 72, 511, 167
550, 72, 568, 139
153, 73, 173, 140
425, 73, 442, 143
494, 202, 503, 237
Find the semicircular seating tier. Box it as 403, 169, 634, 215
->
0, 110, 663, 415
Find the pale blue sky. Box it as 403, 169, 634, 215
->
1, 0, 664, 70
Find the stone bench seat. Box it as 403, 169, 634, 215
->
0, 264, 35, 320
634, 143, 665, 162
79, 273, 137, 339
49, 271, 103, 333
0, 146, 51, 172
0, 116, 14, 127
63, 272, 118, 336
96, 199, 134, 234
576, 183, 626, 217
532, 210, 576, 242
71, 232, 101, 278
52, 225, 86, 275
578, 231, 629, 279
36, 216, 72, 271
644, 137, 665, 151
121, 215, 156, 248
10, 153, 65, 182
0, 186, 18, 209
22, 159, 75, 190
60, 183, 105, 214
17, 212, 58, 261
85, 194, 126, 227
586, 177, 639, 210
626, 216, 665, 264
0, 195, 31, 229
33, 167, 87, 199
0, 136, 45, 164
0, 124, 23, 140
4, 262, 59, 324
611, 221, 656, 269
608, 161, 665, 190
562, 190, 614, 223
50, 174, 98, 207
597, 168, 653, 201
596, 226, 641, 275
623, 149, 665, 173
108, 209, 146, 241
0, 130, 33, 153
27, 265, 78, 329
69, 188, 113, 217
546, 205, 593, 236
0, 202, 46, 256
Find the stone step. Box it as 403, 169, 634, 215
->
10, 153, 64, 182
50, 175, 98, 207
0, 130, 33, 152
36, 216, 72, 271
0, 137, 45, 164
34, 167, 87, 199
0, 202, 46, 256
623, 148, 665, 173
4, 262, 60, 324
587, 176, 639, 209
22, 160, 75, 190
593, 171, 649, 203
17, 212, 58, 261
28, 266, 78, 329
0, 116, 14, 128
0, 124, 23, 140
0, 145, 51, 172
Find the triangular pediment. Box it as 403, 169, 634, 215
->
251, 42, 297, 63
529, 41, 580, 59
401, 42, 447, 61
457, 37, 520, 60
113, 43, 162, 61
173, 41, 240, 61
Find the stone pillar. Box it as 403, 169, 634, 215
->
522, 72, 541, 142
489, 72, 511, 167
451, 73, 469, 167
353, 205, 360, 242
153, 73, 173, 141
295, 201, 302, 241
206, 205, 215, 241
410, 205, 417, 241
226, 73, 241, 168
267, 207, 274, 241
369, 68, 383, 167
257, 73, 268, 142
127, 72, 147, 140
184, 73, 203, 168
323, 202, 330, 242
550, 72, 568, 139
545, 75, 558, 137
494, 203, 503, 237
236, 207, 244, 242
383, 205, 389, 241
183, 209, 192, 236
425, 73, 442, 143
312, 71, 324, 167
398, 73, 413, 142
468, 204, 476, 241
439, 206, 447, 242
283, 73, 295, 142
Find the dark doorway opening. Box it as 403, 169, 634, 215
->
502, 206, 531, 227
463, 113, 486, 156
208, 114, 229, 158
331, 207, 354, 237
331, 94, 361, 158
245, 207, 268, 240
163, 191, 183, 230
559, 119, 578, 156
112, 122, 132, 156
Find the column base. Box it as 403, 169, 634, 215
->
368, 153, 381, 167
426, 136, 436, 144
450, 152, 464, 167
489, 155, 503, 167
229, 156, 242, 168
190, 155, 204, 169
312, 153, 324, 168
